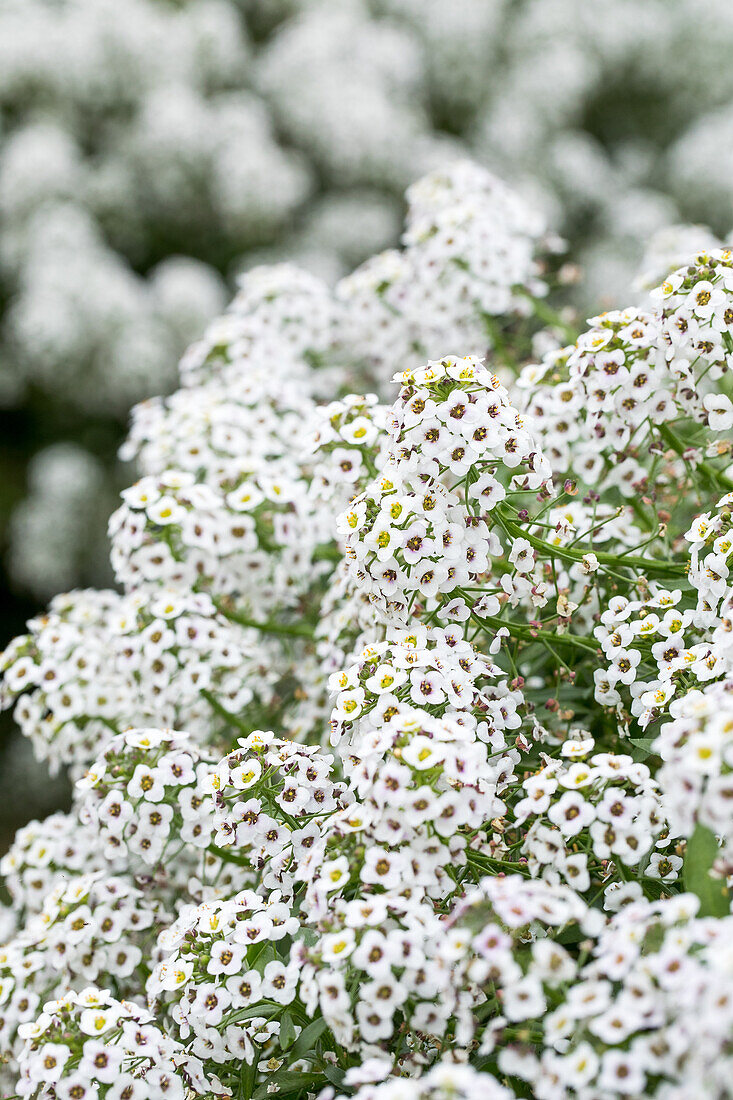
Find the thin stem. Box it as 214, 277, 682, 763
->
464, 602, 598, 654
515, 287, 579, 343
208, 843, 250, 866
201, 688, 250, 732
495, 508, 687, 577
215, 601, 315, 638
658, 422, 733, 492
466, 849, 531, 878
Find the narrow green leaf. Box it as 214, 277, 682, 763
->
238, 1059, 257, 1100
250, 941, 278, 972
684, 823, 730, 917
290, 1015, 328, 1060
279, 1010, 296, 1052
252, 1071, 322, 1099
222, 1001, 281, 1028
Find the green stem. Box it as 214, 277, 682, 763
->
201, 688, 250, 732
657, 422, 733, 492
464, 603, 598, 654
466, 849, 531, 877
208, 843, 250, 866
516, 288, 579, 343
215, 601, 315, 638
495, 508, 687, 577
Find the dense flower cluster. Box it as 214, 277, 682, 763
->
15, 987, 224, 1099
505, 895, 733, 1100
77, 728, 217, 872
510, 737, 674, 903
0, 588, 267, 774
0, 872, 161, 1069
337, 167, 552, 390
0, 813, 122, 924
654, 680, 733, 854
327, 625, 517, 751
148, 888, 300, 1068
3, 156, 733, 1100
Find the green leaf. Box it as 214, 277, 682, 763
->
555, 922, 585, 946
249, 941, 278, 972
252, 1071, 323, 1099
322, 1065, 346, 1089
279, 1011, 296, 1052
290, 1016, 328, 1060
627, 736, 656, 760
684, 823, 730, 917
222, 1000, 281, 1028
238, 1059, 257, 1100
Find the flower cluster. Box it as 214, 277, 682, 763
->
298, 891, 444, 1055
593, 586, 724, 729
327, 625, 520, 752
518, 286, 733, 529
388, 354, 553, 495
148, 889, 300, 1067
15, 987, 223, 1099
301, 874, 595, 1062
340, 354, 553, 624
310, 394, 391, 508
507, 895, 733, 1100
0, 813, 121, 923
208, 731, 348, 898
306, 708, 510, 916
5, 154, 733, 1100
341, 472, 496, 622
0, 872, 160, 1070
0, 589, 132, 773
337, 163, 551, 389
0, 588, 265, 773
77, 728, 216, 873
653, 250, 733, 416
511, 738, 674, 902
178, 264, 343, 397
108, 467, 323, 615
654, 679, 733, 853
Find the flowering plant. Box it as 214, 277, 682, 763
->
2, 158, 733, 1100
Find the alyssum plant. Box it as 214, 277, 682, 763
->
2, 160, 733, 1100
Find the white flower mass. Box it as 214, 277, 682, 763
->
2, 3, 733, 1098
